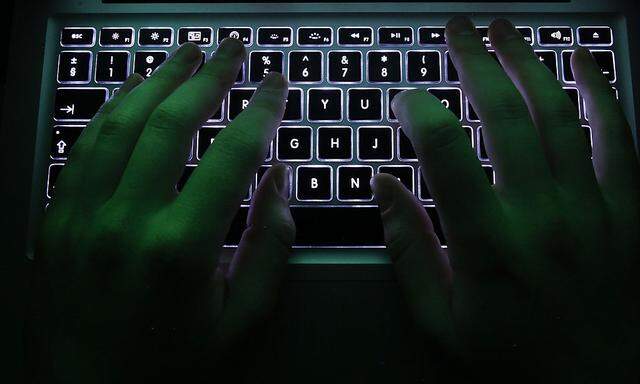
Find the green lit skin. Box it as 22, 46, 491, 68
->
31, 39, 294, 382
30, 17, 640, 383
372, 17, 640, 381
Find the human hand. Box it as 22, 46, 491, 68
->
374, 17, 640, 381
29, 40, 294, 382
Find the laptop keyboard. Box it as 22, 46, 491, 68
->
46, 22, 619, 247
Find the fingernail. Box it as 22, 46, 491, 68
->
261, 71, 286, 89
390, 89, 420, 121
217, 37, 245, 56
370, 175, 395, 211
489, 19, 519, 41
447, 16, 476, 35
274, 164, 291, 199
119, 73, 144, 92
169, 42, 202, 64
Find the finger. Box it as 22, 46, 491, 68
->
489, 19, 597, 191
371, 173, 456, 350
174, 72, 288, 247
571, 48, 640, 200
83, 43, 203, 202
445, 16, 552, 192
53, 74, 144, 200
392, 89, 500, 242
215, 164, 294, 345
116, 38, 246, 200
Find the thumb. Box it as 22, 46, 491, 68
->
216, 164, 295, 347
371, 173, 456, 349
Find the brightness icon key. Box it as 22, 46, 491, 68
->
99, 27, 134, 47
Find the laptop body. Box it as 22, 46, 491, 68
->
3, 0, 639, 381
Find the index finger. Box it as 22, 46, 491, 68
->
173, 72, 288, 247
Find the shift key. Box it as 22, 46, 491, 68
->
54, 87, 108, 121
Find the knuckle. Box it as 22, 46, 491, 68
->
199, 65, 236, 88
100, 112, 138, 137
419, 115, 466, 153
219, 127, 268, 161
147, 105, 186, 133
484, 90, 530, 120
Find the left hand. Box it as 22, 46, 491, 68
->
29, 39, 295, 383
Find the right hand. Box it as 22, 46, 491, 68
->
374, 17, 640, 381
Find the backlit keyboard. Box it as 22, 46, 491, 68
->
45, 21, 619, 247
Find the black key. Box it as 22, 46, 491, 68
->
463, 126, 475, 147
478, 127, 488, 160
482, 165, 495, 184
337, 166, 373, 201
235, 64, 245, 83
178, 27, 213, 46
308, 88, 342, 122
249, 51, 283, 82
338, 27, 373, 46
256, 165, 272, 186
476, 26, 490, 46
51, 125, 83, 159
418, 27, 446, 45
95, 51, 130, 83
467, 98, 480, 122
54, 87, 108, 121
317, 126, 352, 160
60, 27, 95, 46
367, 51, 401, 82
296, 166, 332, 201
445, 52, 459, 82
407, 50, 441, 82
582, 125, 593, 156
357, 126, 392, 161
538, 27, 573, 46
328, 51, 362, 83
418, 169, 431, 201
562, 50, 615, 84
298, 27, 332, 46
209, 102, 223, 122
257, 27, 292, 46
348, 88, 382, 121
398, 128, 417, 160
562, 51, 576, 82
139, 27, 173, 46
388, 88, 416, 120
99, 27, 134, 46
197, 126, 223, 160
218, 27, 253, 45
288, 51, 322, 82
277, 126, 312, 161
283, 88, 303, 121
378, 27, 413, 45
378, 166, 414, 193
134, 51, 167, 78
591, 50, 616, 82
57, 51, 92, 83
47, 164, 64, 198
428, 88, 462, 120
564, 87, 581, 117
578, 27, 613, 46
228, 88, 255, 120
517, 27, 534, 45
535, 50, 558, 78
177, 165, 196, 192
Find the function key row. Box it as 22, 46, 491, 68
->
60, 26, 613, 47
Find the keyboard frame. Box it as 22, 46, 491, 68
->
7, 7, 637, 265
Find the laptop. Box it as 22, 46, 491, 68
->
2, 0, 638, 380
